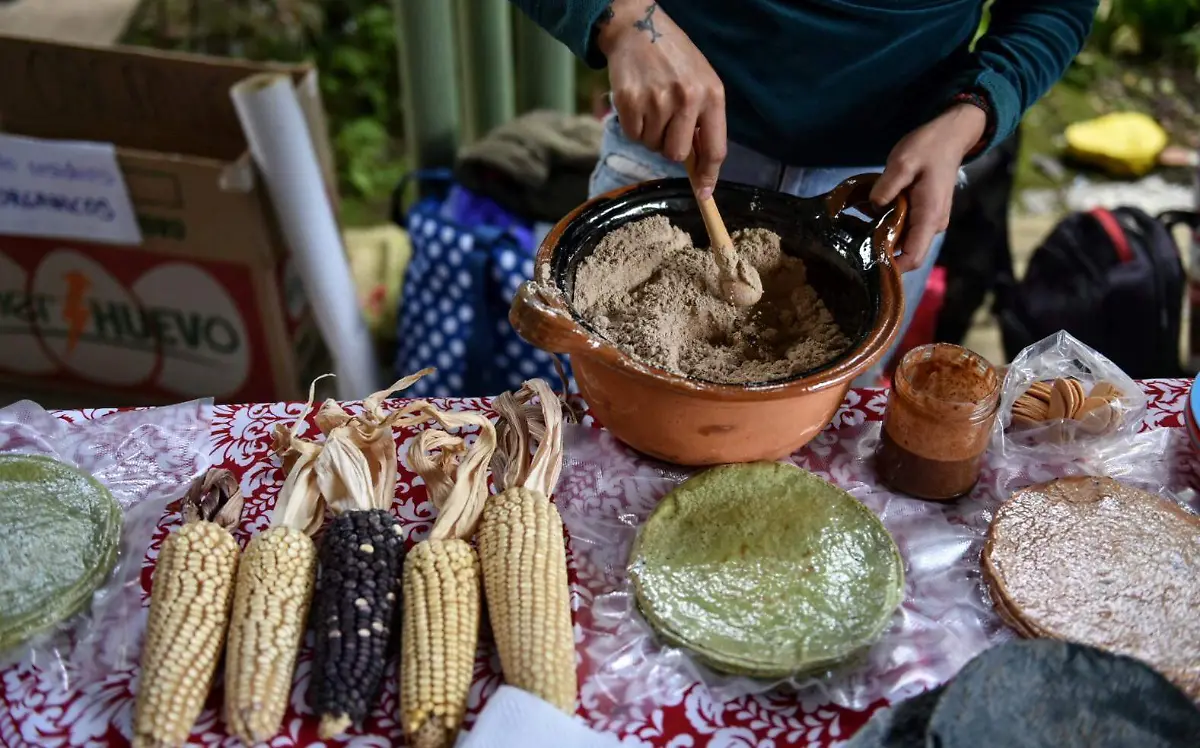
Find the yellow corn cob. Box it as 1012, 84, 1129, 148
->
478, 486, 577, 713
224, 526, 318, 744
133, 521, 240, 748
400, 538, 481, 748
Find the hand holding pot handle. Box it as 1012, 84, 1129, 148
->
823, 173, 908, 267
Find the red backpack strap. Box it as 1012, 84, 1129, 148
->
1088, 208, 1134, 263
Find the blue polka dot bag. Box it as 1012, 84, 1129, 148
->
393, 172, 573, 398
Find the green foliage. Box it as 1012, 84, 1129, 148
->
123, 0, 406, 205
311, 1, 405, 203
1181, 24, 1200, 63
335, 118, 407, 199
1090, 0, 1200, 59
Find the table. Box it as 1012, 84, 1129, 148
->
0, 380, 1192, 747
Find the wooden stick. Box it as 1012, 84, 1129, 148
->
683, 153, 762, 307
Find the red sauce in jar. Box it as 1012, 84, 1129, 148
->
876, 344, 1000, 500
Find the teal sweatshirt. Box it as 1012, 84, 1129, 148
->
509, 0, 1097, 166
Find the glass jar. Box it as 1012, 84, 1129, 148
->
876, 343, 1000, 500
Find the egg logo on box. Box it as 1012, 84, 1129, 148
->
0, 252, 56, 375
0, 249, 251, 397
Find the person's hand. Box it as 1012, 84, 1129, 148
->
870, 104, 988, 272
597, 1, 726, 198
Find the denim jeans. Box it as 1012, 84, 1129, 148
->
589, 114, 943, 386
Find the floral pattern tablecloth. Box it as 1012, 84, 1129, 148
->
0, 380, 1193, 748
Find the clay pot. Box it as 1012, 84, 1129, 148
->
510, 174, 906, 466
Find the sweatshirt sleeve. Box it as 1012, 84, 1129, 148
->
508, 1, 615, 68
953, 0, 1098, 151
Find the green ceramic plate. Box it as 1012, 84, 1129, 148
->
630, 462, 904, 678
0, 454, 121, 651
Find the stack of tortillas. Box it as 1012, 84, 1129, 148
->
0, 454, 121, 650
1008, 378, 1122, 439
983, 476, 1200, 698
630, 463, 905, 678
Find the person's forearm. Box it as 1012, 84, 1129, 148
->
593, 0, 676, 56
506, 0, 620, 67
952, 0, 1097, 152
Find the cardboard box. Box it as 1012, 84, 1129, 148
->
0, 35, 335, 406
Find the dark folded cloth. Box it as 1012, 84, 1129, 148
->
455, 110, 603, 223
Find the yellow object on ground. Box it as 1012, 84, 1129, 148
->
1065, 112, 1169, 178
345, 225, 412, 342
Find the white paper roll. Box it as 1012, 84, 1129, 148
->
231, 73, 379, 400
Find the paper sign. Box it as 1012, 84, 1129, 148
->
0, 133, 142, 245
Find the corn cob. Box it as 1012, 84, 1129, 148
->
224, 525, 318, 743
399, 407, 498, 748
312, 510, 405, 737
400, 537, 481, 748
223, 383, 327, 745
479, 380, 577, 713
307, 370, 433, 738
133, 469, 244, 748
478, 486, 576, 712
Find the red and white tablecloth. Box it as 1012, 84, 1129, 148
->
1, 380, 1193, 748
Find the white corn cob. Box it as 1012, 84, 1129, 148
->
134, 521, 240, 747
478, 486, 576, 712
223, 526, 318, 744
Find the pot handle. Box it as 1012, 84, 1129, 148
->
823, 173, 908, 264
509, 281, 597, 355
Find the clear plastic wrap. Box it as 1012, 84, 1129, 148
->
987, 330, 1175, 498
558, 422, 1010, 714
0, 398, 212, 691
559, 334, 1191, 715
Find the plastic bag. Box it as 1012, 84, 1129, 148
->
987, 330, 1175, 498
558, 421, 1009, 715
558, 332, 1191, 718
0, 398, 212, 692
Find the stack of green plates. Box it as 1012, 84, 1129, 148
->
630, 462, 904, 678
0, 454, 122, 651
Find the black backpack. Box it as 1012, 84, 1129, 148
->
996, 207, 1199, 379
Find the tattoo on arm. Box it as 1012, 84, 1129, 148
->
634, 3, 663, 43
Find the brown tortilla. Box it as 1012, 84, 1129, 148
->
983, 476, 1200, 698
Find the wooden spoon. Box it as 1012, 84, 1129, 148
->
683, 154, 763, 307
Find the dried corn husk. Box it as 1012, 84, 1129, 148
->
398, 401, 496, 748
313, 369, 434, 513
491, 379, 564, 495
273, 369, 438, 526
405, 406, 497, 541
490, 392, 530, 490
408, 430, 466, 508
476, 380, 575, 714
304, 370, 433, 740
183, 468, 246, 528
271, 376, 332, 533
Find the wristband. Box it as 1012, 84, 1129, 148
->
951, 88, 995, 157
